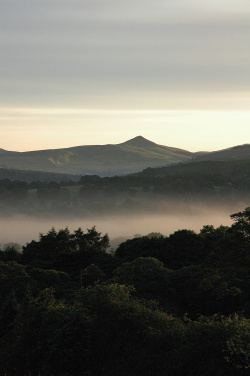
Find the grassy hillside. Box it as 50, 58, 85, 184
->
138, 159, 250, 179
0, 136, 192, 176
192, 144, 250, 162
1, 138, 249, 179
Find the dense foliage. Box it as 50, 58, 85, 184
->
0, 208, 250, 375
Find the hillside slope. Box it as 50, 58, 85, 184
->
192, 144, 250, 162
1, 138, 249, 177
0, 136, 192, 176
138, 159, 250, 180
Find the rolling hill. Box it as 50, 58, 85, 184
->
192, 144, 250, 162
0, 138, 249, 178
0, 136, 193, 176
138, 159, 250, 180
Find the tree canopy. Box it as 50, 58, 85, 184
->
0, 207, 250, 375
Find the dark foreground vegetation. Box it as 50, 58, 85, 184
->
0, 207, 250, 375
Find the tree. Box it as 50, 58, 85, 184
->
80, 264, 105, 287
75, 283, 185, 376
22, 226, 110, 265
231, 206, 250, 240
0, 261, 30, 336
113, 257, 172, 303
180, 314, 250, 375
29, 268, 72, 296
22, 226, 115, 286
167, 229, 205, 269
0, 288, 91, 376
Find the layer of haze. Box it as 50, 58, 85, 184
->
1, 0, 250, 151
0, 206, 236, 248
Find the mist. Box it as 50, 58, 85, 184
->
0, 204, 237, 248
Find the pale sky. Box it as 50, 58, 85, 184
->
1, 0, 250, 152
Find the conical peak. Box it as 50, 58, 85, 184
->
120, 136, 157, 147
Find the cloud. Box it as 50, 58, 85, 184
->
0, 0, 250, 108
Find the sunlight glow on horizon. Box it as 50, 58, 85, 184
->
1, 106, 249, 153
1, 0, 249, 153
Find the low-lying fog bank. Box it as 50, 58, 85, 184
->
0, 203, 243, 248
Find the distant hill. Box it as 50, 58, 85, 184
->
0, 138, 249, 178
0, 148, 14, 155
138, 159, 250, 180
0, 136, 192, 177
126, 159, 250, 202
192, 144, 250, 162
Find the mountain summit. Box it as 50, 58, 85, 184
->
0, 136, 192, 176
1, 137, 249, 177
120, 136, 157, 148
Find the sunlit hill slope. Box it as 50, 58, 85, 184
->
0, 137, 249, 178
0, 136, 192, 176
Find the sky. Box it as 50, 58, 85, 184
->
1, 0, 250, 152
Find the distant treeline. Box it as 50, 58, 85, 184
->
0, 167, 79, 183
0, 159, 249, 216
0, 207, 250, 375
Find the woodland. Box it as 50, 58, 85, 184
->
0, 206, 250, 375
0, 159, 249, 217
